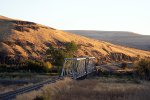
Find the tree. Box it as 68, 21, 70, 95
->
46, 41, 78, 66
65, 41, 78, 53
135, 59, 150, 80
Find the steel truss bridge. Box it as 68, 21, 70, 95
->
61, 57, 96, 79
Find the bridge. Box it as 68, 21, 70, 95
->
0, 57, 96, 100
61, 57, 96, 79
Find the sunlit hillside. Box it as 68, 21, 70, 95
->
0, 16, 150, 62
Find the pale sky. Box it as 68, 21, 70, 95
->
0, 0, 150, 35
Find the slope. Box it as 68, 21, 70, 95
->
0, 16, 150, 63
65, 30, 150, 51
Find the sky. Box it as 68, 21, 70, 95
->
0, 0, 150, 35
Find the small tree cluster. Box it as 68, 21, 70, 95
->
135, 59, 150, 80
25, 60, 52, 73
0, 60, 52, 73
46, 41, 78, 66
65, 41, 78, 53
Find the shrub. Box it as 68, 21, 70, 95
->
44, 62, 52, 69
65, 41, 78, 53
25, 60, 52, 73
135, 59, 150, 80
14, 26, 30, 32
42, 62, 53, 73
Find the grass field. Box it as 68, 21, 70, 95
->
16, 77, 150, 100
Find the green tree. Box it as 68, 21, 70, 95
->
65, 41, 78, 53
46, 41, 78, 66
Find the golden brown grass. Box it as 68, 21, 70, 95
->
0, 16, 150, 59
16, 77, 72, 100
16, 77, 150, 100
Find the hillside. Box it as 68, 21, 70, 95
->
0, 16, 150, 63
65, 30, 150, 51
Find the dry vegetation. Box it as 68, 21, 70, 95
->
0, 16, 150, 62
0, 84, 27, 94
16, 77, 150, 100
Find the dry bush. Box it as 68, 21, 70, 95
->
134, 59, 150, 80
14, 26, 30, 32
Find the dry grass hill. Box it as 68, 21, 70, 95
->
0, 15, 150, 63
